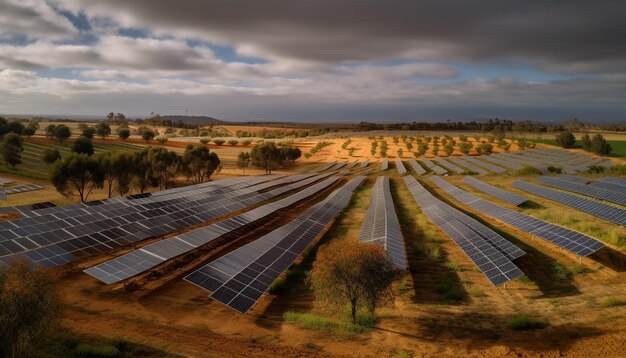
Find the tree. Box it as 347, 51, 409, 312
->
237, 151, 251, 174
459, 142, 473, 154
481, 143, 493, 154
111, 151, 133, 197
131, 149, 153, 194
0, 261, 61, 358
555, 131, 576, 148
53, 125, 71, 142
590, 134, 612, 155
95, 122, 111, 139
0, 117, 8, 137
228, 139, 238, 146
250, 142, 282, 174
23, 122, 38, 137
96, 152, 116, 198
444, 143, 454, 156
417, 143, 428, 156
309, 240, 396, 324
581, 133, 592, 151
72, 136, 94, 156
81, 127, 95, 139
41, 148, 61, 165
1, 133, 23, 167
213, 139, 225, 145
149, 147, 180, 189
50, 153, 104, 202
45, 124, 56, 139
181, 144, 221, 184
156, 136, 168, 145
141, 129, 155, 143
7, 121, 23, 136
118, 128, 130, 141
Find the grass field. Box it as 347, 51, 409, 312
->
1, 139, 144, 179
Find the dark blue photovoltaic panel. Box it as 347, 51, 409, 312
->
464, 176, 528, 206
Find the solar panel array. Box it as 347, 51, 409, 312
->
537, 176, 626, 206
404, 176, 524, 285
602, 177, 626, 187
0, 191, 6, 201
2, 184, 45, 194
434, 157, 463, 173
359, 159, 370, 168
0, 175, 304, 267
439, 158, 466, 173
347, 161, 360, 169
463, 177, 528, 206
0, 177, 13, 185
358, 177, 407, 269
430, 176, 604, 256
85, 176, 341, 284
487, 149, 612, 174
447, 156, 488, 175
332, 161, 348, 170
463, 156, 506, 174
512, 180, 626, 226
589, 179, 624, 193
395, 159, 407, 175
407, 159, 427, 175
185, 176, 366, 313
477, 155, 522, 170
380, 160, 389, 171
312, 161, 337, 172
419, 157, 448, 175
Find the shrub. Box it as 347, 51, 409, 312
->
73, 343, 120, 358
513, 165, 541, 176
283, 311, 368, 334
508, 315, 548, 331
590, 134, 612, 155
242, 139, 252, 145
435, 275, 463, 301
551, 262, 573, 280
555, 131, 577, 148
269, 278, 287, 295
199, 138, 209, 145
213, 139, 225, 145
602, 298, 626, 307
547, 165, 562, 174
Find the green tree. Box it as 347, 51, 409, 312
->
41, 148, 61, 165
50, 153, 104, 202
53, 125, 71, 142
23, 122, 38, 137
45, 124, 56, 139
72, 136, 94, 156
444, 143, 454, 156
590, 134, 612, 155
309, 240, 396, 324
0, 261, 61, 358
141, 129, 155, 143
81, 127, 95, 139
250, 142, 281, 174
118, 128, 130, 141
181, 144, 221, 184
459, 142, 473, 154
96, 152, 116, 198
213, 139, 225, 145
150, 147, 180, 189
1, 133, 23, 167
237, 151, 251, 174
112, 151, 133, 197
581, 133, 592, 151
131, 149, 153, 194
417, 143, 428, 156
555, 131, 576, 148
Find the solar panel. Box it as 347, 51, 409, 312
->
380, 160, 389, 171
312, 161, 337, 172
0, 191, 6, 201
332, 162, 348, 170
347, 161, 360, 169
512, 180, 626, 226
463, 177, 528, 206
404, 176, 524, 285
359, 159, 370, 168
477, 155, 522, 170
0, 175, 298, 268
537, 176, 626, 206
438, 158, 466, 173
602, 177, 626, 187
446, 156, 488, 175
3, 184, 45, 194
395, 159, 407, 175
419, 157, 435, 168
430, 176, 604, 256
358, 177, 407, 269
85, 176, 342, 284
407, 159, 427, 175
0, 177, 13, 185
185, 176, 366, 313
463, 156, 506, 174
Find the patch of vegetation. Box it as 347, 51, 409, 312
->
282, 311, 368, 335
507, 314, 548, 331
394, 350, 412, 358
551, 262, 574, 280
435, 275, 464, 302
602, 297, 626, 307
470, 289, 486, 298
73, 343, 120, 357
269, 278, 287, 295
513, 165, 542, 176
444, 262, 461, 271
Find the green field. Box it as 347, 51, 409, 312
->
0, 140, 144, 179
526, 138, 626, 158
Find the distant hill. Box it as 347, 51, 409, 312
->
161, 115, 225, 125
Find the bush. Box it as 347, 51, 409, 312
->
551, 262, 573, 280
269, 278, 287, 295
513, 165, 541, 176
228, 139, 238, 146
283, 311, 368, 334
555, 131, 577, 148
199, 138, 209, 144
242, 139, 252, 145
590, 134, 612, 155
508, 315, 548, 331
547, 165, 562, 174
602, 297, 626, 307
73, 343, 120, 358
213, 139, 225, 145
435, 275, 463, 301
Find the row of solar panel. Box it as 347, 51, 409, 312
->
84, 176, 342, 284
512, 180, 626, 226
396, 159, 407, 175
404, 176, 524, 285
185, 176, 366, 313
0, 174, 327, 267
463, 177, 528, 206
430, 176, 604, 256
380, 160, 389, 171
358, 177, 407, 269
537, 176, 626, 206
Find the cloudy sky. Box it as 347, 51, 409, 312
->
1, 1, 625, 122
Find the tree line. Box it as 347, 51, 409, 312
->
237, 142, 301, 174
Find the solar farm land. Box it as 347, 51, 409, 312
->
1, 126, 626, 357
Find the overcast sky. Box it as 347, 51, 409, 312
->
1, 1, 625, 122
